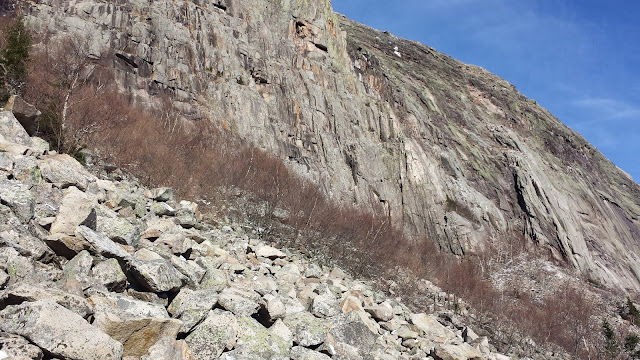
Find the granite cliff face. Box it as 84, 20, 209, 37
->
17, 0, 640, 291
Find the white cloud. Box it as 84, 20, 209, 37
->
573, 97, 640, 119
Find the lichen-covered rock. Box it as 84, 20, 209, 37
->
167, 288, 219, 333
234, 316, 291, 359
0, 332, 44, 360
0, 283, 93, 317
0, 300, 123, 360
126, 257, 185, 293
0, 111, 33, 146
38, 154, 97, 191
218, 287, 261, 317
92, 258, 128, 292
75, 225, 131, 260
323, 311, 379, 358
186, 309, 239, 360
96, 213, 140, 246
61, 250, 94, 284
88, 292, 170, 319
0, 180, 35, 222
283, 311, 328, 347
290, 346, 332, 360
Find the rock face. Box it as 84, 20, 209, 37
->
0, 112, 509, 359
16, 0, 640, 291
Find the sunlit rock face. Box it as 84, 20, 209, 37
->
18, 0, 640, 291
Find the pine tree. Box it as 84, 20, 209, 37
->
0, 17, 31, 96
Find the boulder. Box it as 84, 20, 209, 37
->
88, 292, 170, 319
92, 258, 128, 292
234, 316, 291, 359
144, 187, 174, 202
410, 313, 455, 342
142, 337, 195, 360
50, 187, 97, 235
290, 346, 332, 360
217, 286, 261, 317
0, 300, 123, 359
61, 250, 94, 284
167, 288, 219, 333
0, 283, 92, 317
75, 225, 131, 261
150, 201, 176, 216
311, 292, 339, 318
44, 233, 91, 259
255, 245, 287, 260
38, 154, 97, 190
0, 332, 44, 360
93, 309, 183, 357
96, 213, 140, 246
0, 111, 32, 146
126, 257, 185, 293
365, 302, 395, 322
4, 96, 40, 135
282, 311, 328, 347
0, 180, 34, 222
323, 311, 378, 358
186, 309, 239, 360
433, 343, 484, 360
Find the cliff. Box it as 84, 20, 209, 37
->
17, 0, 640, 292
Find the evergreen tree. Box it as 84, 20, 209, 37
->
0, 17, 31, 96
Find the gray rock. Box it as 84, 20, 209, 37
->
12, 155, 40, 183
156, 232, 192, 256
304, 263, 323, 279
175, 208, 197, 228
126, 257, 185, 293
50, 187, 97, 235
150, 201, 176, 216
0, 270, 8, 289
218, 287, 261, 316
311, 292, 339, 318
141, 336, 195, 360
0, 332, 44, 360
92, 258, 127, 292
145, 187, 174, 202
433, 343, 484, 360
167, 288, 219, 333
75, 225, 131, 260
170, 255, 205, 287
365, 302, 395, 322
4, 96, 40, 136
255, 245, 287, 260
0, 111, 32, 146
234, 316, 291, 359
186, 309, 239, 360
88, 292, 169, 319
62, 249, 94, 283
290, 346, 332, 360
324, 311, 378, 358
0, 180, 35, 222
44, 233, 91, 259
38, 154, 97, 191
0, 300, 123, 359
410, 313, 455, 342
93, 308, 183, 357
0, 283, 93, 317
283, 311, 328, 347
96, 213, 140, 246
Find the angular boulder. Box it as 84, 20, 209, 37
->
38, 154, 97, 191
0, 300, 123, 360
186, 309, 239, 360
50, 187, 97, 235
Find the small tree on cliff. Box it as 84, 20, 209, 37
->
0, 17, 31, 98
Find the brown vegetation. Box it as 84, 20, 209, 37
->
5, 26, 635, 359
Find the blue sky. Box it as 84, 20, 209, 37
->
333, 0, 640, 182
